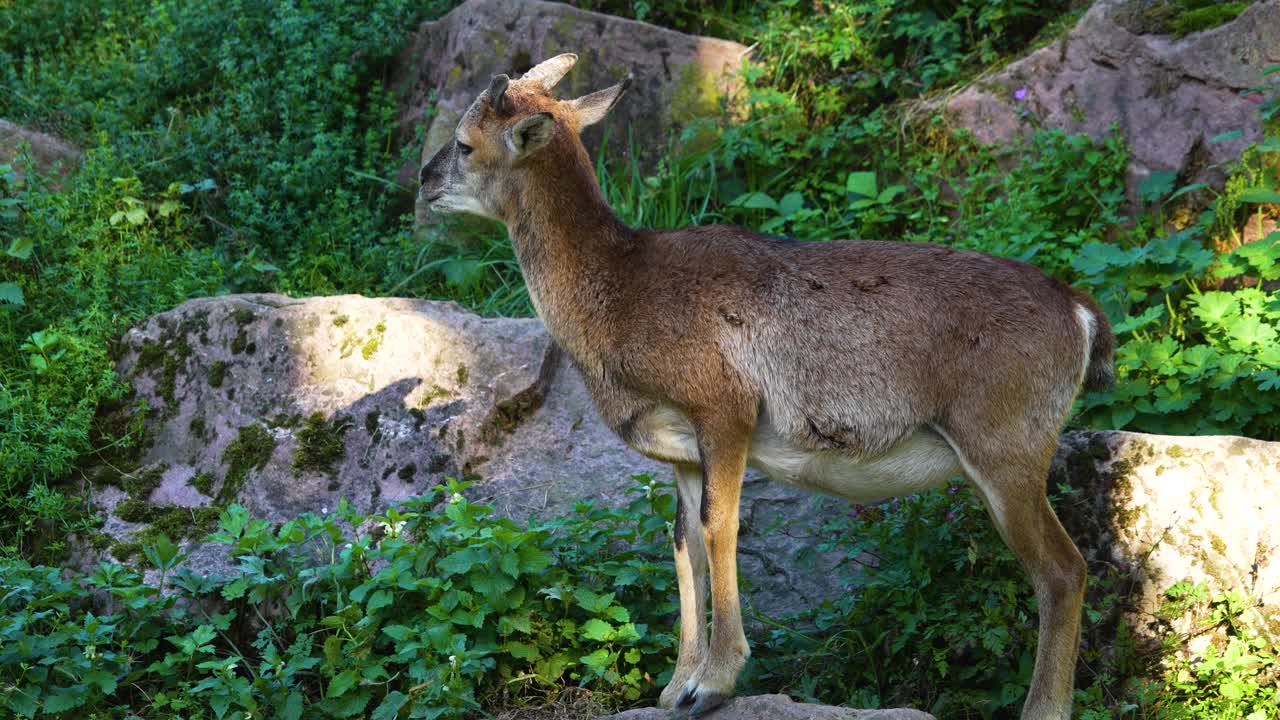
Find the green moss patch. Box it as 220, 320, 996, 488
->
221, 423, 276, 502
121, 464, 166, 500
292, 413, 353, 477
208, 360, 227, 388
134, 337, 193, 407
191, 472, 216, 496
1116, 0, 1252, 36
361, 322, 387, 360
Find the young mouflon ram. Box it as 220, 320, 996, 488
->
419, 53, 1114, 720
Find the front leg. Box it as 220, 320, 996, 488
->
659, 464, 708, 709
674, 414, 752, 717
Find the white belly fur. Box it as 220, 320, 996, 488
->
630, 407, 962, 503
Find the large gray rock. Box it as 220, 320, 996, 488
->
1051, 430, 1280, 644
391, 0, 749, 192
929, 0, 1280, 200
599, 695, 935, 720
0, 119, 80, 185
97, 294, 843, 615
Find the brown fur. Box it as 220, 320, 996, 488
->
419, 54, 1114, 720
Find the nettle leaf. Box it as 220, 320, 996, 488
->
6, 688, 38, 718
573, 588, 615, 613
5, 236, 33, 260
438, 547, 488, 576
382, 624, 414, 642
846, 170, 877, 198
282, 690, 304, 720
580, 648, 614, 674
367, 589, 393, 612
83, 669, 118, 694
43, 688, 86, 713
471, 570, 515, 599
370, 691, 408, 720
580, 618, 615, 642
329, 689, 372, 717
328, 668, 359, 698
730, 192, 778, 211
502, 640, 541, 660
517, 545, 551, 573
777, 191, 805, 217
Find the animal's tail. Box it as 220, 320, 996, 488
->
1072, 290, 1115, 392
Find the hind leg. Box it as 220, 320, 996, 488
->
937, 427, 1086, 720
659, 464, 709, 709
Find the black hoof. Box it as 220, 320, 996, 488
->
688, 690, 729, 718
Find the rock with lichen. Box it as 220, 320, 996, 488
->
390, 0, 750, 200
922, 0, 1280, 203
1051, 430, 1280, 646
87, 294, 846, 614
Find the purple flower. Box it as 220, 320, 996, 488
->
1014, 87, 1028, 101
948, 484, 961, 496
946, 511, 957, 521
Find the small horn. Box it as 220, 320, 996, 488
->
522, 53, 577, 91
488, 74, 510, 113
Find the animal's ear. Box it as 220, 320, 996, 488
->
505, 112, 556, 158
522, 53, 577, 91
570, 75, 632, 128
487, 74, 510, 114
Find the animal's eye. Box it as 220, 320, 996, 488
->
457, 141, 473, 156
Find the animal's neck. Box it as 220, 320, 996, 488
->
503, 145, 634, 358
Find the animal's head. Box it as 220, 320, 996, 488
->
418, 53, 630, 222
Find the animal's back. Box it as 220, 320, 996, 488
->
636, 226, 1102, 458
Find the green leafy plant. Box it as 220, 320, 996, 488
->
0, 476, 678, 719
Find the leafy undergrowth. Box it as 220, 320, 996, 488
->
5, 476, 1275, 719
742, 482, 1279, 720
0, 478, 678, 719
